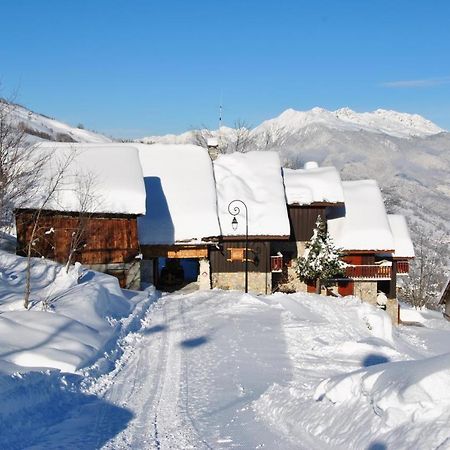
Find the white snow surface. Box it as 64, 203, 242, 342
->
7, 100, 112, 143
254, 107, 445, 138
283, 166, 344, 205
136, 143, 221, 244
1, 285, 449, 448
214, 151, 291, 236
328, 180, 394, 251
18, 143, 146, 215
1, 251, 450, 450
388, 214, 415, 258
0, 250, 156, 374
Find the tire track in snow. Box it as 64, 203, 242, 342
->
96, 293, 207, 449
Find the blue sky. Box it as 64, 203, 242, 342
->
1, 0, 450, 138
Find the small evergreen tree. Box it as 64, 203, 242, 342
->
296, 216, 344, 294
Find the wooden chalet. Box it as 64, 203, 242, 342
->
272, 164, 345, 293
135, 144, 221, 290
211, 151, 291, 294
15, 144, 146, 289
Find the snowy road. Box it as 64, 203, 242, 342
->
12, 289, 450, 450
92, 290, 297, 449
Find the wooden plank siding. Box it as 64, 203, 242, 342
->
15, 211, 140, 265
288, 205, 327, 241
210, 240, 270, 273
342, 254, 376, 265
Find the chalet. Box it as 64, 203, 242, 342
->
135, 144, 221, 290
272, 163, 345, 293
210, 151, 290, 293
15, 144, 146, 289
327, 180, 412, 323
13, 140, 416, 325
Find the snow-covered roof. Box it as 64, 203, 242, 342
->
136, 144, 221, 245
214, 151, 290, 237
18, 143, 146, 215
327, 180, 394, 252
283, 166, 344, 205
388, 215, 415, 258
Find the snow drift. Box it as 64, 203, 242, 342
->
0, 250, 155, 373
315, 352, 450, 427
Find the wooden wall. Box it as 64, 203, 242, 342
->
342, 254, 376, 265
288, 206, 327, 241
210, 240, 270, 273
16, 210, 140, 265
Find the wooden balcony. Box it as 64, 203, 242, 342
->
397, 261, 410, 275
344, 265, 392, 280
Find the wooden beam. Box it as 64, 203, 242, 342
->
141, 245, 208, 259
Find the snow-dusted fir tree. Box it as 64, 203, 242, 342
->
296, 216, 344, 294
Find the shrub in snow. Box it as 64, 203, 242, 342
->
295, 216, 344, 293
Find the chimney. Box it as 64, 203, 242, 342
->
207, 137, 219, 161
304, 161, 319, 170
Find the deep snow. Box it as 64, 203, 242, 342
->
1, 257, 450, 449
214, 151, 291, 237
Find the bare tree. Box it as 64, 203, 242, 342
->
226, 119, 254, 153
64, 171, 100, 273
192, 126, 213, 149
400, 228, 448, 308
258, 125, 286, 151
0, 96, 49, 233
23, 150, 76, 309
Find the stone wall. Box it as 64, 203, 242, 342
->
212, 271, 271, 295
87, 261, 141, 290
271, 241, 307, 293
354, 280, 398, 324
354, 281, 378, 304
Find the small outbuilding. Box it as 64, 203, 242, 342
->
15, 143, 146, 288
135, 143, 221, 290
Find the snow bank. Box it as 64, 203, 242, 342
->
283, 166, 344, 205
327, 180, 394, 251
315, 352, 450, 427
214, 151, 290, 236
18, 143, 146, 215
136, 143, 221, 244
0, 250, 154, 373
388, 214, 415, 258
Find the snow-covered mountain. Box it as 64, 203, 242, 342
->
256, 107, 445, 138
2, 100, 112, 143
141, 107, 445, 144
140, 107, 450, 271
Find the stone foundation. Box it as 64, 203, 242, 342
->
353, 280, 398, 325
86, 261, 141, 290
212, 272, 271, 295
353, 281, 378, 303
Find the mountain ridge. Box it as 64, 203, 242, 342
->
140, 107, 446, 143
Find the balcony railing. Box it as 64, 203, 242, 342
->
344, 265, 392, 280
397, 261, 410, 274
